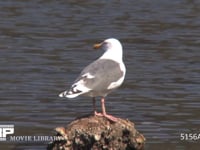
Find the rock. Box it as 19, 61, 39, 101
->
47, 115, 145, 150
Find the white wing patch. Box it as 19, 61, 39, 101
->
72, 74, 93, 92
59, 76, 92, 98
107, 63, 126, 90
72, 82, 91, 93
66, 83, 91, 98
107, 76, 124, 90
81, 72, 95, 79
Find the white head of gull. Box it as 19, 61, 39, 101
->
59, 38, 126, 122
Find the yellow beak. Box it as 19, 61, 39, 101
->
93, 43, 102, 49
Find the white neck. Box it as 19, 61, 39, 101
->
100, 50, 123, 62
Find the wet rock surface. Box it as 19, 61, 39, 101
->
47, 115, 145, 150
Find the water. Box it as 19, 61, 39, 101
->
0, 0, 200, 149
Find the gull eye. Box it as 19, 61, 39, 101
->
102, 42, 112, 49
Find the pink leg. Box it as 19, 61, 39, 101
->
100, 97, 118, 122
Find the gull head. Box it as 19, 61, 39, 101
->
93, 38, 122, 52
93, 38, 123, 61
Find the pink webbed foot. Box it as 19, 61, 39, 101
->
94, 111, 118, 122
94, 111, 103, 117
103, 113, 118, 122
93, 97, 118, 122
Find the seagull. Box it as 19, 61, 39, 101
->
59, 38, 126, 122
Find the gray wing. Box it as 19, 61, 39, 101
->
73, 59, 124, 91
